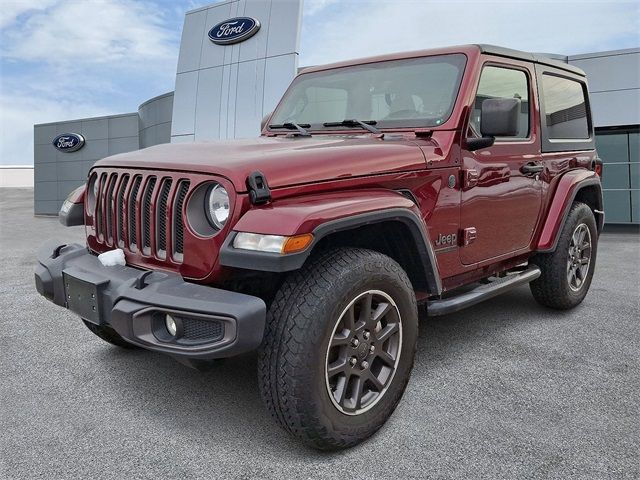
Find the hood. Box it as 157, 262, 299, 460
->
95, 134, 444, 192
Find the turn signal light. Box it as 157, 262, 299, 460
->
282, 234, 314, 254
233, 232, 313, 254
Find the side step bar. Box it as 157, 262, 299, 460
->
427, 266, 541, 317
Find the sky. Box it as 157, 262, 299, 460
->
0, 0, 638, 166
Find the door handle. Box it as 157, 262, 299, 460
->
520, 162, 544, 175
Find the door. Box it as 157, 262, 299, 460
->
459, 61, 543, 265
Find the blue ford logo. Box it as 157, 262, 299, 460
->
52, 133, 85, 153
208, 17, 260, 45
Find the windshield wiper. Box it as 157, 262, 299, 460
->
323, 119, 381, 134
268, 122, 311, 137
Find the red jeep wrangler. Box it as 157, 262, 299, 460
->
36, 44, 603, 450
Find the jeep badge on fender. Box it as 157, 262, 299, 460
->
435, 233, 457, 247
36, 44, 603, 451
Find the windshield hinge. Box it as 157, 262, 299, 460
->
246, 171, 271, 205
414, 129, 433, 138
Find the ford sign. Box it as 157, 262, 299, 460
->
52, 133, 85, 153
208, 17, 260, 45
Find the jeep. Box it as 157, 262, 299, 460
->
35, 44, 604, 450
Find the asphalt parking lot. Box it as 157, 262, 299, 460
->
1, 187, 638, 479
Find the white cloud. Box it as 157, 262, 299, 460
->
2, 0, 177, 67
0, 0, 57, 29
304, 0, 342, 16
0, 0, 182, 166
301, 0, 640, 66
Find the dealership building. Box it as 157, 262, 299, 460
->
33, 0, 639, 225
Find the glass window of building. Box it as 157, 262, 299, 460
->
595, 128, 640, 223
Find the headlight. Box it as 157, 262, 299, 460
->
205, 183, 230, 229
234, 233, 286, 253
233, 232, 313, 254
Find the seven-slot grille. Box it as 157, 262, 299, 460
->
92, 171, 190, 262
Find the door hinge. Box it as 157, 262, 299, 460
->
462, 227, 477, 246
462, 169, 479, 189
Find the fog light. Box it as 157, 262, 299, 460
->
165, 314, 177, 337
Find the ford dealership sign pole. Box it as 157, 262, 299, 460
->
208, 17, 260, 45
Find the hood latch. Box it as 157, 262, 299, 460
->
247, 171, 271, 205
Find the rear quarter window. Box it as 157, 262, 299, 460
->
541, 74, 589, 139
536, 65, 594, 153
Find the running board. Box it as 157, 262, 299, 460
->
427, 266, 541, 316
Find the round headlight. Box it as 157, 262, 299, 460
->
206, 183, 230, 229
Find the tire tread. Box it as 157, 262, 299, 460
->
258, 247, 417, 450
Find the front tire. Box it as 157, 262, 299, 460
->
258, 248, 418, 450
530, 201, 598, 309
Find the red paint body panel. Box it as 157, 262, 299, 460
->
459, 57, 543, 265
95, 135, 429, 193
233, 190, 417, 236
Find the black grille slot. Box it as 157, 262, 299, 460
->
182, 318, 224, 342
141, 177, 157, 252
128, 175, 142, 250
156, 178, 172, 258
95, 173, 107, 240
173, 180, 190, 259
105, 174, 118, 244
116, 175, 129, 247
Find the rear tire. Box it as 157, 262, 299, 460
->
82, 320, 137, 349
530, 202, 598, 309
258, 248, 418, 450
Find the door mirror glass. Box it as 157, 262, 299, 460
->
480, 97, 521, 137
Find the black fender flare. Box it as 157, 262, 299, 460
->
219, 208, 442, 295
536, 177, 604, 253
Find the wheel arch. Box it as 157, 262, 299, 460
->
536, 170, 603, 253
309, 210, 442, 295
220, 200, 442, 296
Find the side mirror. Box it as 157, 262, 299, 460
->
467, 98, 521, 151
480, 97, 520, 137
260, 112, 272, 131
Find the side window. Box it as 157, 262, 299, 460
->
541, 74, 589, 139
470, 66, 530, 139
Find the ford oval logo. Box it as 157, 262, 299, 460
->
208, 17, 260, 45
52, 133, 85, 153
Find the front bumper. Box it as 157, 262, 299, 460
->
34, 241, 266, 361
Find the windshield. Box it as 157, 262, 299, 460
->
270, 54, 467, 131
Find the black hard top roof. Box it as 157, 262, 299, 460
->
478, 44, 586, 76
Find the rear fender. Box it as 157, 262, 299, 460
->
536, 170, 603, 252
220, 189, 442, 294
